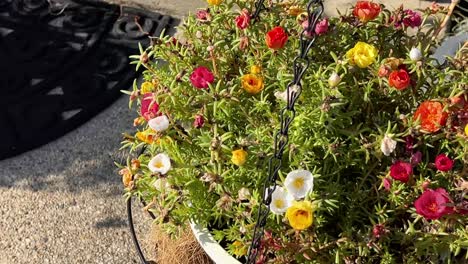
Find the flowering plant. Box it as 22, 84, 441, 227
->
119, 0, 468, 262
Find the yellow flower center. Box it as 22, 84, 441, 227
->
274, 199, 285, 209
154, 161, 164, 168
293, 177, 304, 189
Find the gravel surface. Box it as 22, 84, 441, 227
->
0, 96, 153, 264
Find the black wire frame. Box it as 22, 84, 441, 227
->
127, 196, 156, 264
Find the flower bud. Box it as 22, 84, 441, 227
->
238, 187, 251, 201
207, 45, 215, 52
421, 180, 431, 190
380, 134, 397, 156
250, 65, 261, 74
409, 47, 422, 61
195, 30, 203, 39
193, 115, 205, 128
328, 72, 341, 87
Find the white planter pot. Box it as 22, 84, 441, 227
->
189, 222, 242, 264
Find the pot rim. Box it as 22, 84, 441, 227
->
189, 222, 242, 264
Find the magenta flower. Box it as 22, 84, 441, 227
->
314, 18, 329, 35
414, 188, 453, 220
190, 66, 214, 89
140, 93, 160, 121
411, 151, 422, 166
402, 10, 422, 28
193, 115, 205, 128
435, 154, 454, 172
196, 9, 211, 22
390, 160, 413, 183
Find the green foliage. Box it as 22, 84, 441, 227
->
118, 0, 468, 262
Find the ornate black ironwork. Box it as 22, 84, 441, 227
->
0, 0, 178, 160
246, 1, 324, 263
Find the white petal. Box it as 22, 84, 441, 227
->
274, 85, 299, 102
380, 134, 397, 156
328, 72, 341, 87
269, 187, 293, 214
284, 170, 314, 199
148, 115, 170, 132
409, 47, 422, 61
148, 153, 171, 174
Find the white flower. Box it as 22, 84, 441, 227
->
148, 115, 169, 132
274, 85, 299, 102
284, 170, 314, 199
380, 134, 397, 156
153, 178, 170, 191
269, 187, 294, 214
148, 153, 171, 174
409, 47, 422, 61
328, 72, 341, 87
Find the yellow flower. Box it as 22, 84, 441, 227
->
250, 65, 262, 75
140, 81, 154, 93
346, 42, 378, 68
232, 241, 248, 256
207, 0, 223, 5
231, 149, 247, 166
288, 5, 305, 16
465, 124, 468, 137
241, 74, 264, 94
135, 129, 155, 144
286, 201, 314, 230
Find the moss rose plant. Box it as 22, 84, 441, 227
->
118, 0, 468, 263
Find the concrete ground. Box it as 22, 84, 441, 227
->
0, 0, 451, 264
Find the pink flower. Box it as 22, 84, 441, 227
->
390, 161, 413, 183
314, 18, 329, 35
190, 66, 214, 89
414, 188, 453, 220
235, 9, 250, 30
402, 10, 422, 28
383, 177, 392, 191
411, 151, 422, 166
140, 93, 160, 121
301, 19, 328, 37
193, 115, 205, 128
435, 154, 454, 172
372, 224, 387, 239
196, 9, 211, 22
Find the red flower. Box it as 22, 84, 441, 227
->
413, 101, 448, 133
435, 154, 454, 172
235, 9, 250, 30
389, 69, 410, 90
140, 93, 160, 121
265, 27, 288, 50
414, 188, 453, 220
353, 1, 381, 22
390, 161, 412, 183
190, 66, 214, 89
193, 115, 205, 128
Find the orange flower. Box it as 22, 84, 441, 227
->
353, 1, 381, 22
241, 74, 264, 94
413, 101, 448, 133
